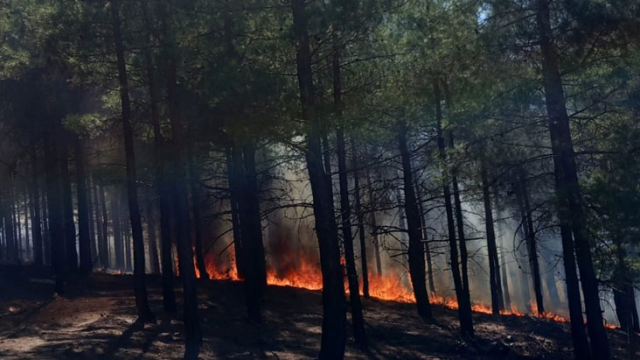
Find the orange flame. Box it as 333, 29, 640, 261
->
177, 245, 619, 330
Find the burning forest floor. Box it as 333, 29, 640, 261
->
0, 266, 637, 359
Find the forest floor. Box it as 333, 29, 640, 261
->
0, 265, 637, 359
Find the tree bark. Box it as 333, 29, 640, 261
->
75, 136, 92, 275
481, 164, 503, 315
44, 126, 65, 294
350, 137, 369, 298
140, 0, 177, 314
146, 201, 160, 274
536, 1, 607, 357
398, 124, 433, 322
98, 182, 109, 268
434, 78, 473, 336
161, 1, 202, 353
111, 0, 155, 323
226, 146, 245, 279
30, 144, 43, 265
292, 0, 347, 357
366, 171, 383, 277
188, 150, 209, 281
59, 140, 78, 273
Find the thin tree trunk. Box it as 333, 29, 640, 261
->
112, 190, 123, 270
333, 41, 367, 346
398, 124, 433, 322
226, 147, 245, 279
481, 164, 503, 315
75, 136, 92, 275
243, 142, 267, 288
161, 1, 201, 353
146, 201, 160, 274
536, 1, 608, 357
188, 150, 209, 280
44, 127, 65, 294
29, 145, 43, 265
24, 188, 31, 260
99, 183, 109, 268
366, 171, 383, 277
111, 0, 155, 323
140, 0, 177, 314
88, 173, 97, 265
292, 0, 346, 357
434, 78, 473, 336
59, 141, 78, 273
42, 188, 51, 265
517, 175, 544, 314
350, 137, 369, 298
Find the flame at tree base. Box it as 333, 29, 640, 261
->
173, 247, 619, 330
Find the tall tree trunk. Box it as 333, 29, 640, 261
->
13, 181, 22, 261
448, 133, 472, 317
24, 189, 31, 260
59, 141, 78, 273
140, 0, 177, 314
481, 164, 503, 315
292, 0, 346, 357
88, 173, 98, 265
146, 201, 160, 274
42, 189, 51, 265
161, 2, 202, 354
366, 171, 383, 277
111, 0, 155, 323
188, 150, 209, 280
92, 177, 104, 267
112, 190, 124, 270
243, 142, 267, 287
398, 124, 433, 322
75, 136, 92, 275
536, 1, 608, 357
515, 175, 544, 315
1, 177, 16, 263
434, 78, 473, 336
29, 144, 43, 265
333, 41, 367, 346
99, 183, 109, 268
350, 137, 369, 298
226, 147, 245, 279
44, 127, 65, 294
417, 195, 436, 295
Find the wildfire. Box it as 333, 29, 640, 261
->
178, 246, 619, 330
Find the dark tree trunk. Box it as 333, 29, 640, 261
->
42, 189, 51, 265
112, 190, 124, 270
59, 141, 78, 273
146, 201, 160, 274
350, 137, 369, 298
434, 78, 473, 336
418, 197, 435, 295
1, 177, 16, 263
99, 183, 109, 268
92, 177, 104, 267
515, 176, 544, 315
75, 137, 92, 275
13, 183, 22, 261
481, 164, 503, 315
536, 1, 609, 357
366, 171, 383, 277
140, 0, 177, 314
613, 238, 640, 333
333, 41, 367, 346
44, 128, 65, 294
448, 133, 472, 318
188, 151, 209, 281
243, 142, 267, 287
226, 147, 245, 279
292, 0, 347, 357
88, 173, 98, 265
397, 125, 433, 323
24, 189, 31, 260
111, 0, 155, 323
162, 2, 202, 354
30, 144, 43, 265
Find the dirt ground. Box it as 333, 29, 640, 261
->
0, 266, 637, 359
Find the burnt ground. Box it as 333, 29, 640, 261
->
0, 266, 637, 359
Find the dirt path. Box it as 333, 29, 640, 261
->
0, 266, 636, 359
